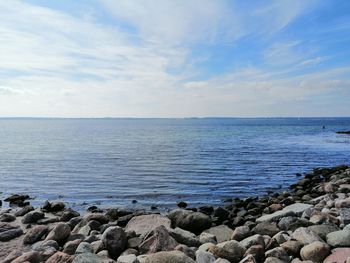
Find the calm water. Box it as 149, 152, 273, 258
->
0, 118, 349, 210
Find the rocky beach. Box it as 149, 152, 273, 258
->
0, 165, 349, 263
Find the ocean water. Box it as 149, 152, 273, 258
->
0, 117, 349, 210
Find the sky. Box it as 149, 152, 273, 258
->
0, 0, 350, 117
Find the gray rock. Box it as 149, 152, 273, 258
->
75, 241, 93, 254
23, 225, 48, 244
102, 226, 127, 259
240, 234, 265, 249
22, 210, 45, 224
45, 222, 71, 244
11, 251, 42, 263
46, 252, 75, 263
72, 253, 115, 263
125, 214, 171, 236
0, 228, 23, 241
326, 230, 350, 247
117, 254, 139, 263
170, 227, 201, 247
15, 205, 34, 216
252, 222, 280, 237
203, 225, 233, 243
265, 247, 289, 262
209, 240, 246, 263
196, 250, 216, 263
300, 241, 330, 263
63, 239, 83, 255
199, 232, 217, 244
175, 244, 196, 259
168, 209, 212, 234
257, 203, 313, 222
144, 251, 195, 263
231, 226, 251, 241
291, 227, 324, 245
0, 213, 16, 222
306, 224, 339, 240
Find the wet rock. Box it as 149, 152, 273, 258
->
125, 214, 171, 236
45, 223, 71, 244
300, 241, 330, 262
102, 226, 127, 259
143, 250, 195, 263
208, 240, 246, 263
252, 222, 280, 237
0, 228, 23, 241
291, 227, 323, 245
326, 230, 350, 247
231, 226, 251, 241
22, 210, 45, 224
139, 225, 178, 254
23, 225, 48, 244
170, 227, 201, 247
168, 209, 212, 234
203, 225, 233, 243
177, 201, 188, 209
46, 252, 75, 263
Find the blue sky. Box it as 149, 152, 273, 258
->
0, 0, 349, 117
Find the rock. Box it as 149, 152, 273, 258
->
175, 244, 196, 259
32, 239, 59, 251
177, 201, 188, 209
280, 240, 302, 256
85, 213, 109, 224
22, 210, 45, 224
102, 226, 127, 259
37, 217, 60, 225
72, 253, 115, 263
143, 251, 195, 263
272, 232, 290, 245
291, 227, 323, 245
45, 223, 71, 244
215, 259, 230, 263
0, 228, 23, 241
244, 245, 265, 262
15, 205, 34, 216
300, 241, 330, 262
117, 254, 139, 263
128, 237, 141, 248
60, 210, 80, 222
323, 247, 350, 263
326, 230, 350, 247
46, 252, 75, 263
278, 217, 313, 231
11, 251, 42, 263
339, 208, 350, 224
75, 241, 93, 254
195, 250, 216, 263
306, 224, 339, 240
170, 227, 201, 247
231, 226, 251, 241
125, 214, 171, 236
256, 203, 313, 222
23, 225, 48, 244
264, 257, 286, 263
63, 239, 83, 255
240, 234, 265, 249
4, 194, 29, 204
50, 201, 66, 212
168, 209, 212, 234
335, 197, 350, 208
239, 255, 257, 263
0, 213, 16, 222
252, 222, 280, 237
203, 225, 234, 243
139, 225, 178, 254
208, 240, 246, 263
265, 247, 289, 262
199, 232, 217, 244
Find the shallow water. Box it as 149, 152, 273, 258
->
0, 117, 349, 210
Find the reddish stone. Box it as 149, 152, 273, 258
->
323, 248, 350, 263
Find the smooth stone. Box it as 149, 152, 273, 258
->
63, 239, 83, 255
22, 210, 45, 224
23, 225, 48, 244
75, 241, 93, 254
199, 232, 217, 244
72, 253, 115, 263
102, 226, 127, 259
326, 230, 350, 247
11, 251, 42, 263
306, 224, 339, 240
231, 226, 251, 241
117, 254, 139, 263
45, 223, 71, 244
170, 227, 201, 247
196, 250, 216, 263
323, 248, 350, 263
265, 247, 289, 262
280, 240, 302, 256
46, 252, 75, 263
252, 222, 280, 237
175, 244, 196, 259
300, 241, 330, 263
257, 203, 313, 222
291, 227, 323, 245
203, 225, 233, 243
0, 213, 16, 222
0, 228, 23, 241
208, 240, 246, 263
239, 255, 257, 263
125, 214, 171, 236
168, 209, 212, 234
240, 234, 265, 249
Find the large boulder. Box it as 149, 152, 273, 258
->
203, 225, 234, 243
144, 251, 195, 263
45, 223, 71, 244
139, 225, 178, 254
125, 214, 171, 236
168, 209, 212, 234
102, 226, 127, 259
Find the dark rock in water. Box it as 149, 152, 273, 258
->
101, 226, 127, 259
336, 131, 350, 134
177, 201, 188, 209
22, 210, 45, 224
139, 225, 178, 254
132, 199, 137, 204
105, 208, 133, 221
0, 228, 23, 241
42, 201, 65, 212
214, 207, 230, 222
84, 213, 109, 224
199, 206, 214, 215
168, 209, 212, 234
4, 194, 30, 203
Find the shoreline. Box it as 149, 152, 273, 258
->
0, 164, 350, 262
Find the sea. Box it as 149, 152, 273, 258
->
0, 117, 349, 211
